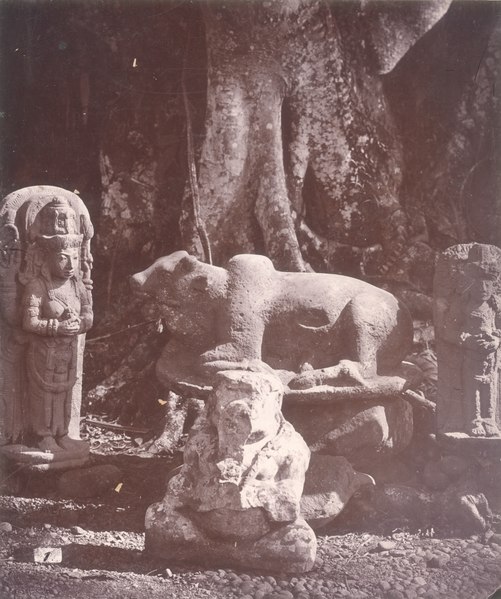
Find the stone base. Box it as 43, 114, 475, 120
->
145, 499, 317, 573
436, 433, 501, 458
57, 464, 123, 498
300, 454, 375, 529
283, 397, 413, 469
372, 479, 493, 534
0, 442, 89, 472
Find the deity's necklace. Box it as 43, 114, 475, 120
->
45, 276, 78, 315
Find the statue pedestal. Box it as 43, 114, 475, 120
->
146, 498, 316, 573
436, 432, 501, 459
0, 442, 89, 472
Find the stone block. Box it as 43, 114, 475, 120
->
300, 454, 374, 529
57, 464, 123, 498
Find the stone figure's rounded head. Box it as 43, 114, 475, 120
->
211, 371, 284, 456
130, 251, 227, 337
38, 233, 83, 281
466, 244, 500, 301
39, 196, 78, 236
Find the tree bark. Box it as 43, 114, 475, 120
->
180, 0, 452, 277
425, 17, 501, 248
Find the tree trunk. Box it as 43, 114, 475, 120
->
424, 16, 501, 248
180, 0, 451, 278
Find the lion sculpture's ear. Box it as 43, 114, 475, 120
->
174, 254, 199, 275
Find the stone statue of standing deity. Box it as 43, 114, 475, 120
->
435, 243, 501, 440
22, 197, 93, 454
0, 186, 94, 470
458, 246, 500, 437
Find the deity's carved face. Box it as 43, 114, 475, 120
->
470, 277, 496, 302
213, 389, 281, 459
47, 247, 79, 280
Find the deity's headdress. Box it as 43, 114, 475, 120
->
37, 233, 84, 252
35, 198, 83, 280
38, 196, 78, 236
36, 197, 83, 255
466, 244, 500, 281
0, 185, 94, 287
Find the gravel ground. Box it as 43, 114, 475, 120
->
1, 425, 500, 599
1, 493, 500, 599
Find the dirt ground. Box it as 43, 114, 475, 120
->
1, 421, 500, 599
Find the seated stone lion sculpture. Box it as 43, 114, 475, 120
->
131, 250, 413, 395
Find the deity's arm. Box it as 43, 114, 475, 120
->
22, 279, 57, 336
77, 281, 93, 333
242, 477, 301, 522
440, 298, 465, 346
241, 442, 309, 522
492, 296, 501, 332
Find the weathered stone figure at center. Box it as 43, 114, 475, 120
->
145, 370, 317, 572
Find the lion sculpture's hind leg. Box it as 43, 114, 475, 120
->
289, 292, 397, 390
